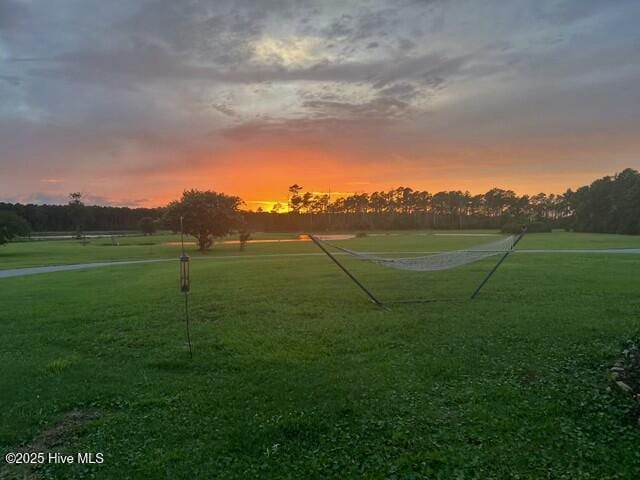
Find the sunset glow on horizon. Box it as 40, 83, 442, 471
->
2, 1, 639, 208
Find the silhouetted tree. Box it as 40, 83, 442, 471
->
288, 184, 303, 213
139, 216, 157, 235
165, 189, 243, 251
68, 192, 85, 239
0, 211, 31, 244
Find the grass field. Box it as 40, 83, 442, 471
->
1, 231, 640, 478
2, 230, 640, 271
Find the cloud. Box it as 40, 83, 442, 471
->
1, 192, 150, 207
31, 46, 468, 93
0, 0, 28, 31
0, 74, 20, 85
1, 0, 640, 205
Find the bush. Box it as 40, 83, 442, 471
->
139, 216, 157, 235
0, 211, 31, 244
501, 221, 552, 234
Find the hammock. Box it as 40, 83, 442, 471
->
311, 234, 516, 272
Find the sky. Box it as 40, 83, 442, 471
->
1, 0, 639, 210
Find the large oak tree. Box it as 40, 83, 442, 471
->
165, 190, 243, 251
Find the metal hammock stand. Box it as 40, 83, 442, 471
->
309, 228, 527, 307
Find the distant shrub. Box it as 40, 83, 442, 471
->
501, 221, 552, 234
355, 231, 367, 238
139, 216, 157, 235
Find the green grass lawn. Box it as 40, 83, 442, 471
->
2, 230, 640, 271
1, 231, 640, 478
0, 232, 339, 270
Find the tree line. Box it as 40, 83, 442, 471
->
249, 169, 640, 233
0, 200, 163, 233
564, 168, 640, 234
248, 183, 568, 231
1, 168, 639, 238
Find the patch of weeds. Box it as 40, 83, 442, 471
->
45, 357, 76, 374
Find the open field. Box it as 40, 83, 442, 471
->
1, 231, 640, 478
3, 230, 640, 271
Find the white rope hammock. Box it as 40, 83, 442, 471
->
312, 235, 516, 272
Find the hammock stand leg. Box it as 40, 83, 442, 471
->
470, 227, 528, 300
309, 234, 384, 307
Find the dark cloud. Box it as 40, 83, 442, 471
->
1, 0, 640, 204
532, 0, 617, 25
303, 97, 410, 119
220, 116, 394, 148
0, 0, 27, 31
378, 82, 417, 97
350, 8, 395, 41
32, 45, 468, 94
0, 74, 20, 85
323, 14, 355, 38
209, 102, 238, 118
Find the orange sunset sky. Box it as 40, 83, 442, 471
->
1, 1, 639, 209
